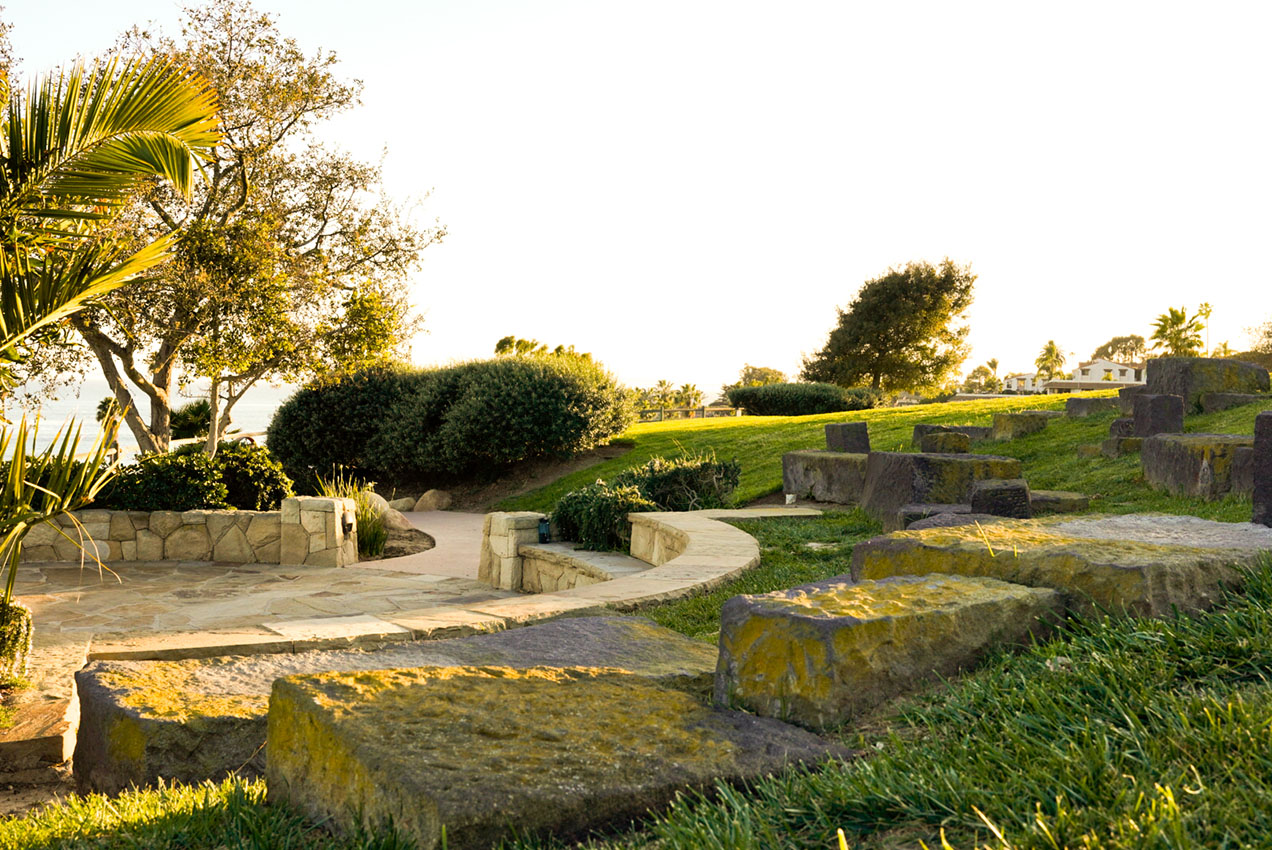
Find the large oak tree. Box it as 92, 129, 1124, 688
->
801, 259, 975, 392
45, 0, 443, 455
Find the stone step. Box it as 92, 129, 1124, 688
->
714, 573, 1062, 730
73, 616, 718, 795
851, 513, 1272, 617
266, 666, 845, 850
1142, 433, 1254, 500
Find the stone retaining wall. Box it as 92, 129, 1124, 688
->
20, 497, 356, 567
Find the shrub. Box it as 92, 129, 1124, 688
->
612, 452, 740, 511
552, 452, 740, 550
101, 452, 229, 512
316, 469, 387, 557
213, 442, 294, 510
170, 399, 212, 439
726, 382, 881, 416
266, 367, 418, 491
369, 355, 635, 476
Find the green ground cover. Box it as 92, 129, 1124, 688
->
8, 393, 1272, 848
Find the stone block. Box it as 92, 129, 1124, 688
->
266, 665, 842, 850
1101, 437, 1143, 458
1029, 490, 1089, 514
23, 521, 59, 547
79, 509, 111, 525
303, 548, 339, 568
135, 529, 164, 561
1142, 434, 1254, 500
164, 525, 211, 560
300, 509, 326, 535
1133, 394, 1184, 437
1065, 397, 1119, 417
859, 451, 1022, 529
1199, 392, 1269, 414
205, 511, 238, 543
1233, 446, 1254, 496
992, 412, 1051, 441
1147, 357, 1271, 413
781, 451, 868, 503
911, 424, 991, 447
246, 515, 281, 547
292, 497, 338, 513
149, 511, 182, 538
714, 574, 1061, 729
253, 540, 281, 563
824, 422, 870, 453
108, 513, 136, 542
1118, 384, 1149, 414
280, 498, 300, 524
1076, 444, 1102, 458
920, 432, 970, 453
213, 525, 255, 562
1109, 417, 1135, 438
970, 478, 1032, 518
908, 512, 1002, 531
850, 513, 1270, 617
414, 489, 453, 511
120, 540, 137, 560
1254, 412, 1272, 527
896, 503, 970, 530
280, 523, 309, 565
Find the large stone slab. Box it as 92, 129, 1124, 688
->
1118, 385, 1148, 415
782, 450, 868, 503
1142, 433, 1254, 500
73, 617, 718, 794
1101, 436, 1142, 458
992, 412, 1052, 441
920, 431, 969, 453
1200, 392, 1270, 414
824, 422, 870, 453
266, 666, 844, 850
1029, 490, 1089, 514
714, 574, 1061, 730
1256, 412, 1272, 527
1133, 394, 1184, 438
1066, 397, 1118, 417
860, 452, 1022, 530
850, 514, 1272, 617
911, 424, 992, 448
970, 478, 1031, 518
1148, 357, 1270, 413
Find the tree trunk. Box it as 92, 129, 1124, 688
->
204, 376, 221, 458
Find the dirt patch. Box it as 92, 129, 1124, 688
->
364, 525, 436, 561
0, 764, 74, 818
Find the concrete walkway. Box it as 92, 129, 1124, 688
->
365, 511, 485, 577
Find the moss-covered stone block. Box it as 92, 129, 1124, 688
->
860, 451, 1022, 530
849, 514, 1267, 617
266, 666, 843, 850
781, 450, 868, 503
1101, 437, 1142, 458
714, 574, 1061, 729
1029, 490, 1090, 514
920, 431, 970, 453
992, 412, 1051, 441
1066, 397, 1118, 417
1147, 357, 1271, 413
72, 617, 720, 793
1142, 433, 1254, 500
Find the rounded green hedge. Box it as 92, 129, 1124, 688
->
725, 382, 881, 416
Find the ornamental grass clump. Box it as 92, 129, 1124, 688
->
316, 468, 387, 557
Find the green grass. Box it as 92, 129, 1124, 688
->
500, 392, 1272, 524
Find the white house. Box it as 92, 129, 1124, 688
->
1041, 359, 1145, 394
1002, 372, 1043, 392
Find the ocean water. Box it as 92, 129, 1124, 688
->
4, 376, 298, 453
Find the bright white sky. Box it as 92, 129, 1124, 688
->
10, 0, 1272, 396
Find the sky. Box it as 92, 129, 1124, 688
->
9, 0, 1272, 399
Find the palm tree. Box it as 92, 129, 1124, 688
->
652, 380, 675, 408
1035, 341, 1066, 383
677, 384, 704, 409
1150, 307, 1204, 357
1197, 302, 1213, 355
986, 358, 999, 379
0, 56, 220, 676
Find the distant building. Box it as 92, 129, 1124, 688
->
1001, 360, 1145, 395
1002, 372, 1043, 393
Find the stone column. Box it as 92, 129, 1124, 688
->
478, 512, 545, 591
1254, 412, 1272, 527
280, 497, 357, 567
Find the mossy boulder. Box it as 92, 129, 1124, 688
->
1029, 490, 1090, 514
782, 450, 868, 503
1147, 357, 1270, 413
1199, 392, 1271, 414
1065, 397, 1118, 417
266, 666, 844, 850
920, 431, 970, 453
992, 412, 1052, 441
1142, 433, 1254, 500
849, 514, 1270, 617
73, 617, 718, 794
714, 574, 1061, 730
860, 451, 1022, 530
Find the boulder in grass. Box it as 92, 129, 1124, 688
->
1199, 392, 1270, 414
896, 503, 971, 530
1132, 394, 1184, 438
414, 489, 452, 512
1101, 437, 1143, 458
1076, 444, 1102, 459
1030, 490, 1089, 514
1109, 417, 1135, 438
387, 497, 416, 512
859, 452, 1022, 531
969, 478, 1031, 519
920, 431, 970, 453
1147, 357, 1270, 414
908, 512, 1002, 531
991, 412, 1051, 441
1142, 434, 1254, 500
267, 666, 844, 850
911, 424, 992, 448
1065, 397, 1118, 417
1256, 412, 1272, 527
824, 422, 870, 453
1233, 447, 1254, 496
714, 574, 1062, 729
782, 451, 868, 503
1118, 385, 1149, 415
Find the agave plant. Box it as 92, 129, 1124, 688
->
0, 55, 220, 674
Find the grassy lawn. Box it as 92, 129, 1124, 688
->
8, 393, 1272, 848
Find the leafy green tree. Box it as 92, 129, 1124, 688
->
0, 55, 219, 637
1198, 302, 1213, 354
47, 0, 441, 457
652, 380, 676, 408
1091, 335, 1147, 363
801, 259, 975, 392
1150, 306, 1205, 357
961, 364, 1001, 394
494, 336, 547, 356
721, 364, 786, 398
1034, 340, 1067, 382
676, 384, 704, 408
